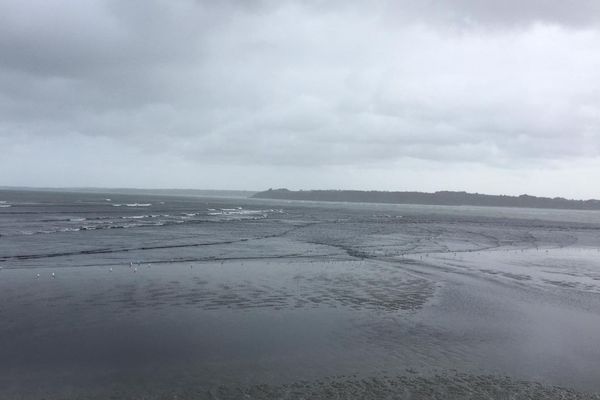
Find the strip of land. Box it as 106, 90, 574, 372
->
252, 188, 600, 210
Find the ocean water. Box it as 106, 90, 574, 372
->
1, 190, 600, 399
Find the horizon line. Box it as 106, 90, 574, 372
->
1, 185, 599, 203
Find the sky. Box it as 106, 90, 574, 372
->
1, 0, 599, 199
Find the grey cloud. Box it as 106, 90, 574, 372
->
287, 0, 600, 28
1, 0, 600, 195
421, 0, 600, 28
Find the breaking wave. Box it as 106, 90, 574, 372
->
112, 203, 152, 207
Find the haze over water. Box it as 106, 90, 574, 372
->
1, 189, 600, 399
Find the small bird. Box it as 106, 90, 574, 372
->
51, 272, 55, 278
36, 273, 40, 279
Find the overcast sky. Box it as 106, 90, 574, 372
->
1, 0, 599, 198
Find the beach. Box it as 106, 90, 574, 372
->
1, 190, 600, 399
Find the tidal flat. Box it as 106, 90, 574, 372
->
1, 190, 600, 399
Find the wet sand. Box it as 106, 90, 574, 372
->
1, 192, 600, 398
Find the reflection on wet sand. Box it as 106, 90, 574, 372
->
1, 192, 600, 398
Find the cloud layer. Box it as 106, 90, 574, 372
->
1, 1, 599, 197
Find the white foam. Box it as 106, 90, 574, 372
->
122, 223, 140, 228
206, 208, 277, 220
112, 203, 152, 207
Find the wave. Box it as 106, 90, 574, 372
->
16, 221, 167, 235
41, 216, 116, 222
120, 214, 167, 220
208, 208, 283, 217
0, 204, 11, 208
112, 203, 152, 207
6, 208, 284, 237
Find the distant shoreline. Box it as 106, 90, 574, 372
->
252, 189, 600, 211
0, 187, 257, 199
